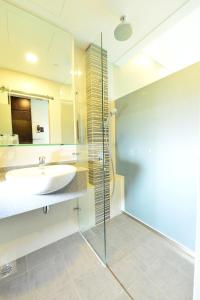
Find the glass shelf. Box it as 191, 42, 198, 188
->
0, 144, 78, 147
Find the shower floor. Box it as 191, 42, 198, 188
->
0, 233, 129, 300
85, 213, 194, 300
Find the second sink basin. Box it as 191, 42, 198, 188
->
6, 164, 77, 195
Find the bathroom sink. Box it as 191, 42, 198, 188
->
6, 165, 76, 195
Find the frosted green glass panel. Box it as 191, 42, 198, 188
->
116, 62, 199, 250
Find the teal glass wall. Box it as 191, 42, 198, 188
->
116, 62, 200, 250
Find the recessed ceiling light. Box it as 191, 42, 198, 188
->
25, 52, 38, 64
134, 54, 151, 67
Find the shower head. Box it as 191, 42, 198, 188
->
114, 16, 133, 41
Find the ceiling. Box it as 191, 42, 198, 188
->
144, 4, 200, 72
0, 0, 73, 84
3, 0, 199, 65
1, 0, 199, 86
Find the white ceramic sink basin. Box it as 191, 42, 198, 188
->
6, 165, 76, 195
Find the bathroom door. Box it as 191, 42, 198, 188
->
11, 96, 33, 144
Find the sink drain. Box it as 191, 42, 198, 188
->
0, 262, 16, 279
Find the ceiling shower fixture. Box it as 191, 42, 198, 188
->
114, 16, 133, 41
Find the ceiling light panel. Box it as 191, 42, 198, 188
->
25, 52, 38, 63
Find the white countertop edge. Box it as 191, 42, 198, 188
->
0, 189, 87, 220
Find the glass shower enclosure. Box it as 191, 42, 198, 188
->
77, 28, 196, 300
78, 33, 109, 264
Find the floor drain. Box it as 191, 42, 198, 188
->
0, 262, 16, 279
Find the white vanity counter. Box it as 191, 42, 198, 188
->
0, 166, 88, 220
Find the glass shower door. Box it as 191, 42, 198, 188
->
77, 33, 109, 264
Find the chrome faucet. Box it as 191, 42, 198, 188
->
39, 156, 46, 169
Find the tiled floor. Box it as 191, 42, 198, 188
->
0, 214, 194, 300
0, 233, 130, 300
85, 213, 194, 300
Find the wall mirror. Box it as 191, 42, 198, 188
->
0, 0, 75, 145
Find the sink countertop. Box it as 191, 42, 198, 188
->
0, 166, 88, 220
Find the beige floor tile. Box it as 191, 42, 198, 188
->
0, 214, 194, 300
73, 266, 124, 300
85, 213, 194, 300
26, 242, 60, 271
127, 273, 167, 300
0, 272, 35, 300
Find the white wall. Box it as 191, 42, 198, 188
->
110, 175, 124, 218
194, 178, 200, 299
61, 102, 75, 144
113, 53, 170, 100
31, 99, 49, 144
0, 103, 12, 135
74, 46, 87, 144
0, 145, 77, 168
193, 159, 200, 299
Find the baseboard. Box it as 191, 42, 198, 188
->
122, 209, 195, 260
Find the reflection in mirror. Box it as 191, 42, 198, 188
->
0, 0, 75, 145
